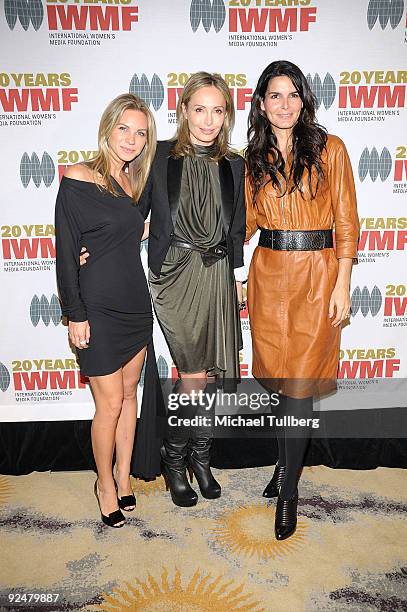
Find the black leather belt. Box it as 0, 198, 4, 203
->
259, 229, 333, 251
171, 238, 228, 267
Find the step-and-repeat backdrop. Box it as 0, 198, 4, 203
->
1, 0, 406, 421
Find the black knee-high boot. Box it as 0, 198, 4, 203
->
187, 381, 221, 499
263, 393, 287, 498
275, 394, 313, 540
161, 379, 198, 507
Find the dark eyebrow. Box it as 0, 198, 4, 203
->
192, 104, 225, 109
118, 123, 147, 130
268, 90, 298, 94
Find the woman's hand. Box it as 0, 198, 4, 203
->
68, 320, 90, 349
79, 246, 89, 266
141, 221, 150, 242
329, 257, 353, 326
236, 281, 244, 305
329, 285, 351, 326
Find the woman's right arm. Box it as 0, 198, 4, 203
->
55, 179, 90, 348
244, 172, 258, 241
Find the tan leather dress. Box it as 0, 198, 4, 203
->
245, 135, 359, 398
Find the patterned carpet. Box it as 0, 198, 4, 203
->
0, 466, 406, 611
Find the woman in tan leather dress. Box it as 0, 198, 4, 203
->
245, 61, 359, 540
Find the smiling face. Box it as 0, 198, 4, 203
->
108, 108, 148, 164
182, 85, 226, 147
260, 75, 303, 135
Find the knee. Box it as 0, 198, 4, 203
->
98, 396, 124, 421
123, 381, 138, 402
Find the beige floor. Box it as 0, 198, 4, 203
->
0, 466, 406, 611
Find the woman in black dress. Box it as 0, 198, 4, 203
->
55, 94, 158, 527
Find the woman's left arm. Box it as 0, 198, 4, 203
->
229, 160, 246, 270
328, 137, 360, 326
229, 161, 246, 304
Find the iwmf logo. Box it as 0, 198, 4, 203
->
358, 146, 407, 183
190, 0, 226, 32
0, 362, 11, 391
30, 294, 62, 326
351, 286, 382, 317
358, 147, 392, 182
367, 0, 405, 29
4, 0, 139, 32
4, 0, 44, 31
20, 152, 55, 188
129, 74, 164, 111
306, 73, 336, 110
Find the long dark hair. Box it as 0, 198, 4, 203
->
246, 60, 327, 201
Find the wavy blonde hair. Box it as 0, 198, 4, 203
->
172, 72, 235, 161
88, 93, 156, 202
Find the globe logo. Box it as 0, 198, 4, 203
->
306, 73, 336, 110
30, 294, 62, 327
4, 0, 44, 31
157, 355, 169, 380
190, 0, 226, 33
139, 354, 169, 387
0, 362, 11, 392
129, 74, 164, 111
20, 152, 55, 188
367, 0, 405, 29
351, 286, 382, 317
358, 147, 392, 182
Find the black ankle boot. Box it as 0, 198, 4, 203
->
161, 437, 198, 507
187, 437, 221, 499
275, 490, 298, 540
262, 463, 286, 498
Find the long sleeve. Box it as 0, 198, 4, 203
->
244, 172, 258, 240
328, 137, 359, 259
229, 161, 246, 268
137, 171, 153, 221
55, 183, 87, 322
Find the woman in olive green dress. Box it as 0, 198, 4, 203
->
141, 72, 246, 507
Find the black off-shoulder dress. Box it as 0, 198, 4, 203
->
55, 176, 152, 375
55, 176, 163, 478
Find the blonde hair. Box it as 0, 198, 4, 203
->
172, 72, 235, 161
88, 93, 156, 202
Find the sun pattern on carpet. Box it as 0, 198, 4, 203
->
212, 503, 307, 560
93, 567, 265, 611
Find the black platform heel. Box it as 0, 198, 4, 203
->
262, 464, 286, 498
275, 490, 298, 540
94, 480, 126, 528
187, 437, 221, 499
161, 437, 198, 507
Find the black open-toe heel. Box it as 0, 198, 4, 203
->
275, 490, 298, 540
113, 478, 136, 511
117, 492, 136, 512
263, 463, 286, 498
94, 480, 126, 528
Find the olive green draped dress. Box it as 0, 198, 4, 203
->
149, 146, 241, 384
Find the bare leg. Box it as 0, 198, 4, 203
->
114, 347, 147, 507
179, 370, 207, 394
89, 370, 124, 524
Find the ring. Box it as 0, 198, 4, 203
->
79, 340, 86, 345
